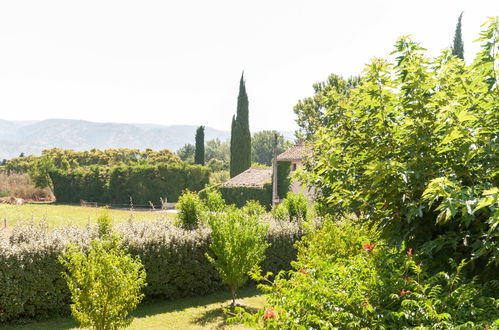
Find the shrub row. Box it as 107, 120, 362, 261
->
219, 183, 272, 209
49, 163, 210, 205
0, 218, 302, 323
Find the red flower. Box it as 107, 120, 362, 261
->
363, 242, 376, 252
407, 248, 413, 256
400, 289, 411, 297
264, 308, 276, 319
299, 269, 309, 275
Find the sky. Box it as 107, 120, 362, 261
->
0, 1, 497, 132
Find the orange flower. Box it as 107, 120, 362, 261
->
407, 248, 413, 256
264, 308, 276, 319
299, 269, 309, 275
363, 242, 376, 252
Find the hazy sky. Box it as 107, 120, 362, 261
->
0, 1, 497, 132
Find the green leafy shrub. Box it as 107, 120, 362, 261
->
202, 189, 226, 212
176, 190, 205, 229
59, 235, 146, 329
270, 203, 288, 222
301, 18, 499, 278
0, 217, 302, 323
96, 211, 113, 238
282, 192, 308, 222
206, 208, 269, 306
236, 219, 499, 328
242, 200, 266, 217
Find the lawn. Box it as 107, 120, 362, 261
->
3, 287, 264, 330
0, 203, 172, 228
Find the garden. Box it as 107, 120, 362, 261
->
1, 17, 498, 329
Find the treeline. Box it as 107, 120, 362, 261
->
4, 148, 181, 173
1, 148, 209, 205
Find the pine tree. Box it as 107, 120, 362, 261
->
194, 126, 205, 165
230, 73, 251, 178
451, 12, 464, 60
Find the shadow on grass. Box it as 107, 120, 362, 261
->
192, 304, 260, 328
2, 287, 261, 330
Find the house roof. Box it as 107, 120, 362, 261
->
221, 168, 272, 189
277, 144, 312, 162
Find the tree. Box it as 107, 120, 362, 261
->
177, 144, 195, 163
194, 126, 205, 165
303, 18, 499, 277
205, 208, 268, 306
230, 73, 251, 177
59, 233, 146, 329
251, 131, 292, 166
451, 12, 464, 60
293, 74, 360, 141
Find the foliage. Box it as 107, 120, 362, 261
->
205, 139, 230, 170
194, 126, 205, 165
0, 218, 301, 323
59, 234, 146, 329
452, 12, 464, 59
235, 219, 499, 328
176, 190, 205, 229
201, 189, 227, 212
270, 203, 288, 222
302, 18, 499, 278
276, 161, 290, 199
242, 200, 266, 217
209, 170, 230, 185
293, 74, 360, 141
96, 211, 113, 238
230, 73, 251, 178
50, 163, 210, 205
251, 131, 291, 166
206, 208, 269, 305
0, 171, 54, 201
176, 144, 195, 163
219, 183, 272, 209
282, 192, 309, 222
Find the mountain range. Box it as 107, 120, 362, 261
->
0, 119, 294, 160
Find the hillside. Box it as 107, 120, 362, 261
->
0, 119, 294, 159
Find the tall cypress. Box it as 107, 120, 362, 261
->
451, 12, 464, 60
194, 126, 205, 165
230, 73, 251, 178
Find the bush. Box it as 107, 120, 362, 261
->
176, 191, 205, 229
206, 208, 269, 306
242, 200, 266, 217
282, 192, 308, 222
50, 163, 210, 205
219, 183, 272, 209
237, 219, 499, 328
202, 189, 226, 212
0, 217, 302, 323
59, 235, 146, 329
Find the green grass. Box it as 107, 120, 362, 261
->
0, 203, 172, 228
3, 287, 265, 330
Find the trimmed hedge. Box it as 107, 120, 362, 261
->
0, 218, 302, 323
219, 183, 272, 209
49, 163, 210, 205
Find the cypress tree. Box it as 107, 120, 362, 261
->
230, 73, 251, 178
194, 126, 205, 165
451, 12, 464, 60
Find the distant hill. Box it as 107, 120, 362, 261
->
0, 119, 294, 160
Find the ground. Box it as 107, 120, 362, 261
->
3, 287, 265, 330
0, 203, 172, 229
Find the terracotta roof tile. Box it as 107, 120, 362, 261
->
277, 144, 312, 161
221, 168, 272, 188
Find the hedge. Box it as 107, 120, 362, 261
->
219, 183, 272, 209
49, 163, 210, 205
0, 218, 302, 323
